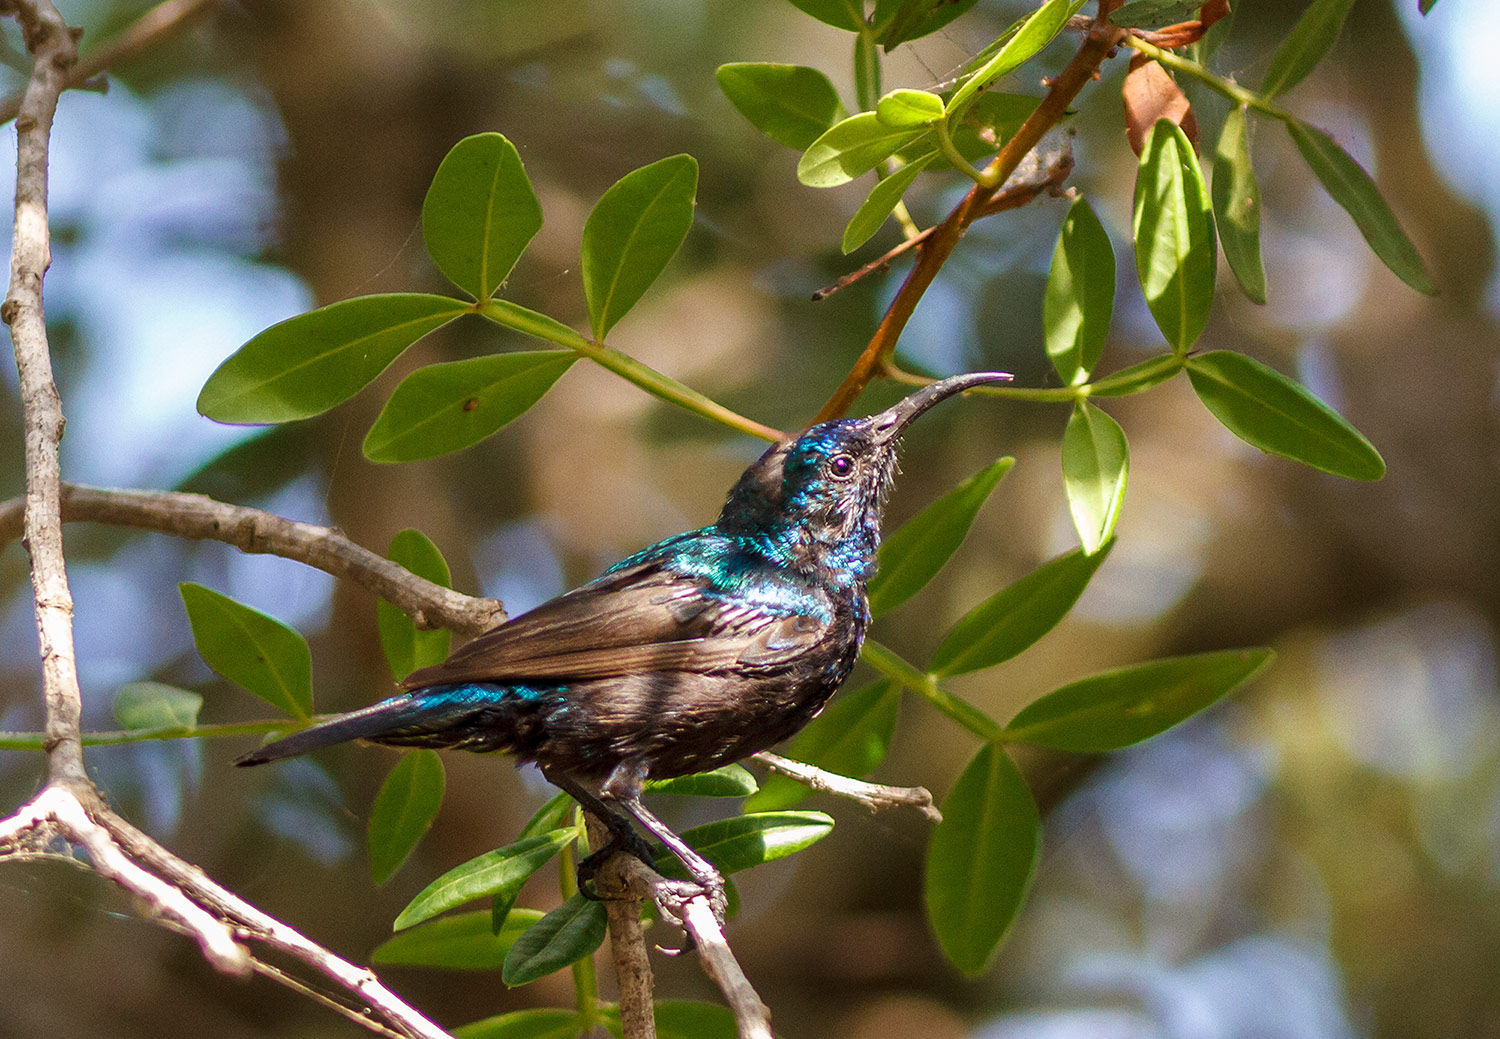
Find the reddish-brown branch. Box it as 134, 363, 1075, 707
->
812, 2, 1125, 423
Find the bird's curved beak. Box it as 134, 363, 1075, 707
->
867, 371, 1012, 444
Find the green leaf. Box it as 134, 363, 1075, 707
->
1260, 0, 1355, 99
946, 0, 1074, 116
197, 294, 469, 425
1088, 354, 1183, 396
798, 112, 926, 188
1109, 0, 1202, 28
112, 682, 202, 731
1062, 401, 1129, 555
786, 0, 865, 31
646, 764, 758, 797
178, 583, 312, 718
869, 456, 1014, 615
1211, 106, 1267, 304
501, 893, 608, 986
1133, 120, 1216, 353
582, 155, 698, 340
362, 350, 576, 463
842, 153, 934, 254
376, 529, 452, 682
745, 680, 901, 812
875, 0, 983, 48
925, 743, 1039, 974
422, 133, 542, 300
1044, 198, 1115, 385
454, 1008, 585, 1039
854, 31, 882, 111
369, 750, 446, 885
1185, 350, 1385, 480
372, 909, 542, 970
657, 812, 835, 877
930, 545, 1111, 677
395, 828, 576, 930
876, 88, 944, 127
1419, 0, 1438, 12
653, 1001, 740, 1039
1285, 120, 1435, 295
715, 63, 847, 150
1005, 648, 1274, 751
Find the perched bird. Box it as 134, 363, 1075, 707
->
237, 372, 1008, 909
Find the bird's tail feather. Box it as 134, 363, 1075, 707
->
234, 694, 449, 767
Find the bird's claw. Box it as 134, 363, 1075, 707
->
574, 828, 658, 901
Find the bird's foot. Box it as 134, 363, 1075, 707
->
575, 827, 657, 902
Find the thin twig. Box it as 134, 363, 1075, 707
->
750, 752, 941, 823
587, 819, 656, 1039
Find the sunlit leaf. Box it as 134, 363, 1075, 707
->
842, 153, 934, 254
369, 750, 446, 885
786, 0, 864, 31
876, 88, 944, 127
376, 529, 452, 682
112, 682, 202, 731
930, 545, 1111, 677
1133, 120, 1216, 352
745, 680, 901, 812
1044, 198, 1115, 385
363, 351, 576, 463
372, 909, 542, 971
501, 893, 608, 986
1212, 106, 1267, 304
946, 0, 1074, 116
582, 155, 698, 339
646, 764, 758, 797
1185, 350, 1385, 480
1062, 401, 1129, 555
1260, 0, 1355, 99
421, 133, 542, 300
925, 743, 1039, 974
715, 64, 846, 150
1004, 648, 1274, 751
179, 583, 312, 719
197, 294, 469, 424
656, 812, 834, 877
395, 828, 576, 930
869, 456, 1014, 615
454, 1008, 584, 1039
1285, 120, 1435, 295
798, 112, 926, 188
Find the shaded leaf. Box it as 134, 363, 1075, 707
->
363, 350, 576, 463
1062, 401, 1129, 555
395, 828, 576, 930
657, 812, 835, 877
715, 64, 846, 151
422, 133, 542, 300
1109, 0, 1203, 27
1044, 198, 1115, 385
925, 743, 1039, 974
798, 112, 925, 188
369, 750, 446, 885
876, 0, 983, 48
869, 456, 1014, 615
113, 682, 202, 731
1133, 120, 1216, 352
1185, 350, 1385, 480
946, 0, 1074, 116
1212, 106, 1267, 304
876, 88, 944, 127
377, 529, 452, 682
179, 583, 312, 718
842, 153, 934, 254
373, 909, 542, 970
197, 295, 468, 424
1285, 120, 1435, 295
653, 1001, 740, 1039
646, 764, 758, 797
1122, 57, 1198, 156
930, 545, 1111, 677
1005, 648, 1274, 751
501, 893, 608, 986
786, 0, 865, 31
582, 155, 698, 340
745, 680, 901, 812
1261, 0, 1356, 99
454, 1008, 584, 1039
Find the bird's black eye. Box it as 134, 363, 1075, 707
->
828, 454, 855, 479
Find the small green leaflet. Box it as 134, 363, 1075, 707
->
654, 812, 834, 877
395, 827, 577, 930
798, 112, 926, 188
1133, 120, 1216, 353
1089, 354, 1183, 396
376, 529, 452, 682
1044, 197, 1115, 385
179, 583, 312, 718
1109, 0, 1202, 28
1212, 106, 1267, 304
946, 0, 1075, 116
876, 89, 944, 128
197, 294, 469, 425
1003, 648, 1275, 751
925, 743, 1040, 974
1062, 401, 1129, 555
501, 893, 608, 986
875, 0, 984, 49
786, 0, 864, 32
373, 909, 542, 971
746, 680, 901, 812
362, 350, 576, 463
868, 456, 1014, 616
645, 764, 759, 797
112, 682, 202, 731
842, 154, 934, 254
454, 1007, 585, 1039
369, 750, 446, 885
421, 132, 542, 301
716, 63, 846, 151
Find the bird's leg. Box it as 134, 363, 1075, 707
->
542, 769, 657, 900
602, 761, 728, 928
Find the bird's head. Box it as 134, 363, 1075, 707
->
716, 372, 1010, 575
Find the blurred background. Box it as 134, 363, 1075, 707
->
1, 0, 1497, 1036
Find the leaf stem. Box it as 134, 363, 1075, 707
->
935, 119, 991, 186
559, 824, 601, 1031
860, 640, 1005, 742
0, 718, 297, 750
1123, 35, 1293, 123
